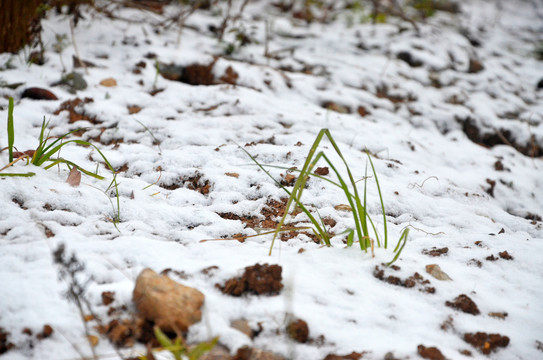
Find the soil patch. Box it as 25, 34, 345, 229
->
445, 294, 480, 315
218, 263, 283, 296
417, 345, 445, 360
373, 265, 435, 293
463, 332, 510, 354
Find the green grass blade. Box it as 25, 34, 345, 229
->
239, 145, 329, 252
386, 228, 409, 266
366, 150, 387, 248
0, 172, 36, 177
7, 97, 14, 163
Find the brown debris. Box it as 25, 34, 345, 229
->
463, 332, 509, 354
219, 263, 283, 296
314, 167, 329, 176
417, 345, 445, 360
422, 247, 448, 257
102, 291, 115, 306
231, 346, 285, 360
22, 87, 58, 100
498, 251, 513, 260
286, 318, 309, 343
36, 325, 53, 340
54, 97, 98, 124
0, 328, 14, 354
324, 351, 366, 360
220, 66, 239, 85
373, 265, 435, 293
445, 294, 480, 315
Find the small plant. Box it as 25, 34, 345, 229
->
52, 243, 99, 360
0, 97, 121, 225
243, 128, 409, 266
139, 326, 218, 360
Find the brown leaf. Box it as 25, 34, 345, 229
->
334, 204, 352, 212
87, 335, 99, 347
127, 105, 142, 114
425, 264, 452, 281
66, 167, 81, 187
99, 78, 117, 87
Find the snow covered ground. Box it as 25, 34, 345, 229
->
1, 0, 542, 359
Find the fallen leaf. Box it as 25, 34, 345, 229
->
87, 335, 99, 347
66, 167, 81, 187
425, 264, 452, 281
334, 204, 352, 212
225, 172, 239, 178
100, 78, 117, 87
127, 105, 142, 114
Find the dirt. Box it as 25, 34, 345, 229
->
0, 328, 14, 354
218, 263, 283, 296
373, 265, 435, 294
445, 294, 480, 315
459, 116, 541, 157
286, 318, 309, 343
422, 247, 448, 257
463, 332, 510, 355
53, 97, 99, 124
160, 172, 211, 195
417, 345, 445, 360
97, 317, 155, 348
101, 291, 115, 306
323, 351, 366, 360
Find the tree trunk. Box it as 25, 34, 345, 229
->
0, 0, 43, 53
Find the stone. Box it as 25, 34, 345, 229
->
133, 268, 205, 333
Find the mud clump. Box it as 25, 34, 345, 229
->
323, 352, 366, 360
0, 328, 14, 354
445, 294, 480, 315
373, 265, 435, 294
463, 332, 510, 354
54, 97, 98, 124
422, 247, 448, 257
417, 345, 445, 360
286, 318, 309, 343
219, 263, 283, 296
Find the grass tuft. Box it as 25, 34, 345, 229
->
242, 128, 409, 265
1, 97, 121, 227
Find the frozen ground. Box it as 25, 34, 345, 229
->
0, 0, 542, 359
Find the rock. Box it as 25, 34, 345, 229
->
21, 87, 58, 100
425, 264, 452, 281
133, 268, 205, 333
53, 72, 87, 93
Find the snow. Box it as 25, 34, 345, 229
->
1, 0, 542, 359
